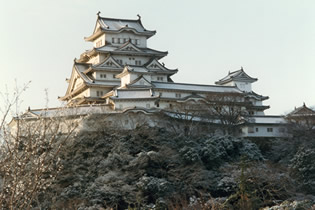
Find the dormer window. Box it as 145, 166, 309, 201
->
157, 76, 164, 81
135, 60, 141, 65
112, 38, 115, 43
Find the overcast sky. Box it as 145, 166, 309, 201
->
0, 0, 314, 115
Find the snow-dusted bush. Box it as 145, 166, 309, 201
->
291, 147, 315, 194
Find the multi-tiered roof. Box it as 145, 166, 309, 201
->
59, 14, 270, 118
60, 14, 177, 106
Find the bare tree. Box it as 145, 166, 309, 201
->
202, 92, 250, 135
0, 85, 78, 209
160, 92, 250, 136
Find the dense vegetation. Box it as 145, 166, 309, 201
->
30, 122, 315, 210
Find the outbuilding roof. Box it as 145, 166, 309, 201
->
215, 68, 258, 85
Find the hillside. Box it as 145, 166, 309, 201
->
32, 122, 315, 209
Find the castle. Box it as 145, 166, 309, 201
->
21, 13, 287, 137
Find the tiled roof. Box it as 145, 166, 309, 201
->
99, 16, 155, 35
216, 68, 258, 85
152, 82, 243, 93
287, 103, 315, 116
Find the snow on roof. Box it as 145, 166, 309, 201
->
249, 116, 286, 124
152, 82, 243, 93
216, 68, 258, 85
99, 16, 153, 34
26, 105, 115, 118
95, 45, 167, 56
287, 103, 315, 116
115, 89, 153, 99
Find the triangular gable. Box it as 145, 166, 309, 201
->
93, 21, 102, 34
146, 59, 165, 70
117, 42, 142, 52
65, 64, 90, 96
96, 56, 122, 68
128, 76, 153, 87
234, 71, 257, 82
21, 111, 39, 118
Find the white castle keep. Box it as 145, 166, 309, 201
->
24, 13, 286, 137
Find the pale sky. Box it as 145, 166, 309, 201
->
0, 0, 314, 115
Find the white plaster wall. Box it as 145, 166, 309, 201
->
113, 55, 150, 66
151, 75, 167, 82
241, 125, 284, 137
114, 100, 155, 110
93, 34, 106, 48
234, 81, 252, 92
105, 32, 147, 48
95, 72, 119, 81
90, 88, 112, 97
156, 91, 190, 99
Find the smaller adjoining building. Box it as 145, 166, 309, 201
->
286, 103, 315, 131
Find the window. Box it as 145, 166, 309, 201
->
255, 128, 259, 132
157, 76, 164, 81
113, 74, 116, 79
117, 59, 123, 65
96, 91, 104, 97
112, 38, 115, 43
248, 126, 254, 133
267, 128, 273, 132
118, 38, 121, 44
135, 39, 139, 45
135, 60, 141, 65
96, 40, 102, 47
100, 74, 106, 78
175, 93, 181, 98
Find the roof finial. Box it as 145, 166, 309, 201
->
241, 66, 243, 71
162, 62, 165, 66
303, 102, 306, 107
28, 106, 31, 111
137, 14, 141, 20
97, 11, 101, 17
